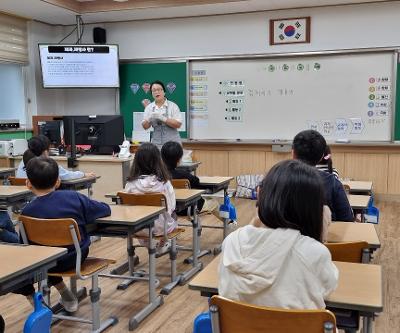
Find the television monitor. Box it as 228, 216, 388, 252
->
38, 120, 61, 145
63, 115, 124, 154
38, 44, 119, 88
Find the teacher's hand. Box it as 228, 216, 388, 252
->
151, 112, 167, 123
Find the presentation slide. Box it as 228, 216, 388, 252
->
39, 45, 119, 88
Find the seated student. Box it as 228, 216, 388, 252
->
21, 157, 111, 312
0, 211, 19, 243
316, 145, 340, 179
161, 141, 205, 214
292, 130, 354, 221
16, 135, 94, 180
125, 142, 177, 252
219, 160, 338, 309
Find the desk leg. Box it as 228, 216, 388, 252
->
129, 225, 163, 331
212, 217, 228, 255
362, 316, 373, 333
180, 203, 203, 284
117, 231, 139, 290
87, 184, 92, 198
183, 204, 211, 264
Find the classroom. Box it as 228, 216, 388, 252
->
0, 0, 398, 332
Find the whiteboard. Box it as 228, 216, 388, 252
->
189, 52, 394, 141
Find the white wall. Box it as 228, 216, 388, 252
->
27, 21, 64, 120
28, 21, 117, 118
29, 1, 400, 120
105, 2, 400, 59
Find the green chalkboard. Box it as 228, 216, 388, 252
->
119, 61, 187, 139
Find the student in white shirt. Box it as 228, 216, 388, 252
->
219, 159, 338, 310
124, 142, 177, 253
16, 135, 94, 180
141, 80, 182, 148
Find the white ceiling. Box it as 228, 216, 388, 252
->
0, 0, 394, 25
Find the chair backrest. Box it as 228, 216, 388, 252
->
342, 184, 351, 194
324, 241, 369, 263
171, 179, 191, 189
8, 176, 27, 186
19, 215, 81, 247
117, 192, 167, 209
209, 296, 336, 333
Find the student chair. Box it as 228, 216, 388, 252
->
200, 295, 336, 333
171, 178, 191, 189
117, 191, 185, 295
7, 176, 27, 186
342, 184, 351, 194
325, 241, 370, 263
18, 215, 118, 333
325, 240, 370, 333
171, 178, 193, 223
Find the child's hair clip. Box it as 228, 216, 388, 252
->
324, 154, 331, 160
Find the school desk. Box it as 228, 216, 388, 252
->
104, 189, 207, 283
348, 194, 371, 222
176, 161, 201, 176
199, 176, 234, 196
174, 188, 207, 280
328, 222, 380, 250
0, 244, 66, 295
0, 185, 33, 210
95, 204, 166, 331
10, 155, 133, 202
59, 175, 99, 198
188, 256, 383, 333
342, 180, 373, 195
0, 167, 15, 184
198, 176, 234, 253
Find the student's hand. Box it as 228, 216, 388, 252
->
84, 172, 96, 178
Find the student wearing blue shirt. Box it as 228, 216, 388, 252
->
292, 130, 354, 221
16, 135, 95, 180
21, 157, 111, 312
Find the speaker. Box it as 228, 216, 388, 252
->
93, 27, 106, 44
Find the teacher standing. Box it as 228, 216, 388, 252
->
142, 80, 182, 148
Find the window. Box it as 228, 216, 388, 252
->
0, 63, 26, 122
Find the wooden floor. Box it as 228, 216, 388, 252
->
0, 198, 395, 332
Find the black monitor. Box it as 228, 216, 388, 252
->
38, 120, 62, 145
63, 115, 124, 154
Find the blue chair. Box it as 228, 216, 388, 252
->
219, 195, 237, 223
23, 293, 52, 333
365, 206, 379, 224
193, 311, 212, 333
